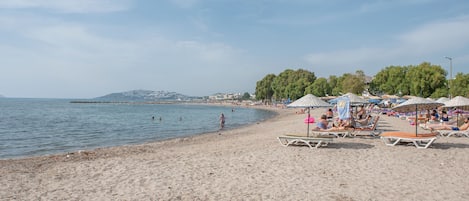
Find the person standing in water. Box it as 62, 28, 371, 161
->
219, 113, 226, 129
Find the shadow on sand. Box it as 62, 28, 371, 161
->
433, 142, 469, 149
326, 142, 375, 149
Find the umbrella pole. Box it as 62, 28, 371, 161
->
307, 107, 310, 137
415, 104, 418, 137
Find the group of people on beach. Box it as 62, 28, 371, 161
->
312, 106, 373, 132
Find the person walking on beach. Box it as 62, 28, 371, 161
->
219, 113, 226, 129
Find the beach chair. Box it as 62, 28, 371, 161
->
310, 129, 353, 138
380, 132, 437, 149
351, 116, 381, 137
443, 129, 469, 137
420, 120, 457, 131
277, 134, 333, 149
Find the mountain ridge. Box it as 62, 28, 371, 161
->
94, 90, 199, 102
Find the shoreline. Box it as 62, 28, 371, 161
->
1, 105, 281, 162
3, 107, 469, 200
0, 102, 277, 160
0, 103, 280, 163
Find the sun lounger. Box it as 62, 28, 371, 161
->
351, 116, 381, 137
277, 134, 333, 149
420, 121, 457, 130
446, 130, 469, 137
310, 130, 353, 138
440, 129, 469, 137
380, 132, 437, 149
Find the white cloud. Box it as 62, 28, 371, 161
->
304, 15, 469, 76
0, 11, 246, 97
397, 16, 469, 53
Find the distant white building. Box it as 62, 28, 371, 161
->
208, 93, 242, 101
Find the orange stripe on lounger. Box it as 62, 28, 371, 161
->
380, 132, 437, 138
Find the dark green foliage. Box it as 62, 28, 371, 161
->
242, 92, 251, 100
255, 62, 469, 102
270, 69, 316, 100
255, 74, 276, 102
451, 73, 469, 97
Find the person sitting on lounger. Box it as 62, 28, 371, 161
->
313, 114, 329, 130
430, 110, 439, 121
431, 117, 469, 131
326, 108, 334, 119
440, 111, 449, 122
314, 118, 353, 132
356, 115, 372, 127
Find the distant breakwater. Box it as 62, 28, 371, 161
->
69, 100, 184, 104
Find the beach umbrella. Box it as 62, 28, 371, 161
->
383, 94, 400, 99
443, 96, 469, 125
338, 93, 367, 119
287, 94, 331, 137
436, 97, 450, 104
443, 96, 469, 108
341, 93, 367, 106
392, 97, 444, 136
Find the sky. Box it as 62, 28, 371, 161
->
1, 0, 469, 98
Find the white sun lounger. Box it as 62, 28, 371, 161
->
433, 129, 468, 137
310, 130, 352, 138
444, 129, 469, 137
277, 135, 333, 149
351, 116, 381, 137
381, 135, 437, 149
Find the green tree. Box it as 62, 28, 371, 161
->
406, 62, 446, 97
451, 72, 469, 97
328, 75, 340, 96
341, 70, 366, 94
242, 92, 251, 100
255, 74, 276, 101
369, 66, 409, 95
305, 77, 330, 97
271, 69, 316, 100
431, 88, 449, 98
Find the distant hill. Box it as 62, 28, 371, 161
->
94, 90, 198, 102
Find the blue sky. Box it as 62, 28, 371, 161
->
1, 0, 469, 98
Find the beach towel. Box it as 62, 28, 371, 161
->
337, 97, 350, 120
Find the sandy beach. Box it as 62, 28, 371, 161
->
2, 106, 469, 201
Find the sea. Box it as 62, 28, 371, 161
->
0, 98, 276, 159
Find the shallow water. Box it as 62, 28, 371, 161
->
0, 98, 275, 159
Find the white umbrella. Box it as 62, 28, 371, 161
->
287, 94, 331, 137
288, 94, 331, 108
436, 97, 450, 104
392, 97, 444, 136
341, 93, 367, 106
443, 96, 469, 125
443, 96, 469, 108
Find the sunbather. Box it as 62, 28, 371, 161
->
431, 117, 469, 131
312, 115, 352, 131
440, 110, 449, 122
356, 115, 372, 127
326, 108, 334, 119
430, 109, 439, 121
312, 114, 329, 130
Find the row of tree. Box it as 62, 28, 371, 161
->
255, 62, 469, 102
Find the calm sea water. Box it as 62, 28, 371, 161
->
0, 98, 275, 159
